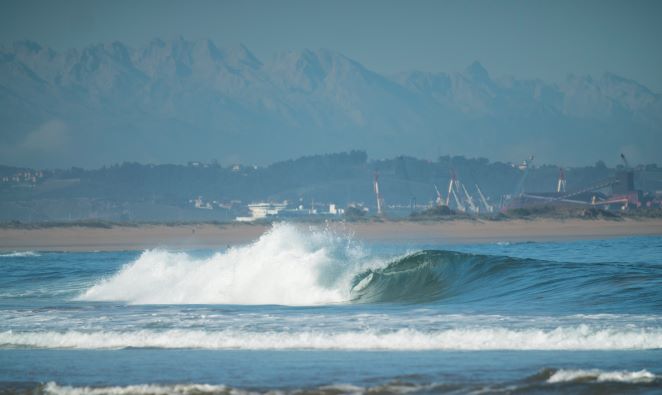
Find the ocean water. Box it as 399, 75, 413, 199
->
0, 223, 661, 394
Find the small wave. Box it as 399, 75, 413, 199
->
33, 373, 662, 395
42, 382, 231, 395
495, 241, 537, 246
0, 251, 40, 257
546, 369, 657, 384
2, 325, 661, 350
40, 382, 451, 395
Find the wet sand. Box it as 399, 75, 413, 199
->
1, 218, 661, 251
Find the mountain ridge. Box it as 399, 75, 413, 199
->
0, 38, 660, 168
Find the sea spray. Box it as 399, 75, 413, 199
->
78, 223, 380, 305
77, 223, 662, 311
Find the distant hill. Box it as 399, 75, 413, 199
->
1, 38, 661, 168
1, 151, 660, 223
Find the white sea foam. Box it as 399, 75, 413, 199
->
43, 382, 418, 395
3, 325, 661, 350
43, 382, 232, 395
78, 223, 376, 305
547, 369, 657, 383
0, 251, 40, 257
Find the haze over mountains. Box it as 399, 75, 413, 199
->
1, 38, 660, 169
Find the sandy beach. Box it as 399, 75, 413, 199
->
1, 218, 661, 251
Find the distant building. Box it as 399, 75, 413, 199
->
236, 202, 287, 222
193, 196, 213, 209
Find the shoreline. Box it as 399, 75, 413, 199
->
1, 218, 661, 252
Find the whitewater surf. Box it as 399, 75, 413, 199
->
77, 223, 661, 313
1, 223, 661, 393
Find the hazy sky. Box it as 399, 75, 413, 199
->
2, 0, 662, 92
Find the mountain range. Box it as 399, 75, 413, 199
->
1, 38, 660, 168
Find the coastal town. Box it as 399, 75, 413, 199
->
2, 152, 661, 225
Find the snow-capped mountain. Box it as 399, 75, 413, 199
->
0, 38, 659, 168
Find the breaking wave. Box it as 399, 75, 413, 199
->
2, 325, 661, 350
77, 223, 660, 308
78, 223, 375, 305
25, 371, 662, 395
77, 223, 519, 306
545, 368, 657, 383
348, 250, 528, 303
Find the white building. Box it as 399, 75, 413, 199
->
236, 202, 287, 222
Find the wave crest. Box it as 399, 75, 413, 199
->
78, 223, 373, 305
76, 223, 660, 307
77, 223, 532, 306
42, 383, 230, 395
2, 325, 661, 350
546, 369, 657, 384
349, 250, 524, 304
0, 251, 40, 258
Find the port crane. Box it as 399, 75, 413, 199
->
462, 184, 479, 214
475, 184, 494, 213
557, 168, 567, 193
373, 172, 384, 216
445, 171, 456, 206
451, 187, 465, 212
434, 184, 444, 206
446, 170, 466, 212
